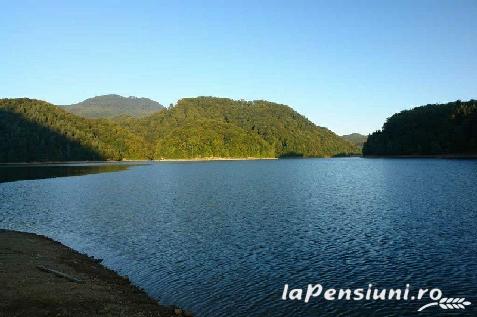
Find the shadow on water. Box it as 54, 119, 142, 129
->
278, 151, 304, 158
0, 108, 104, 162
0, 164, 129, 183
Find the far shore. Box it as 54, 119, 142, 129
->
3, 154, 477, 166
0, 160, 143, 166
0, 157, 279, 165
151, 157, 278, 162
363, 153, 477, 159
0, 157, 364, 165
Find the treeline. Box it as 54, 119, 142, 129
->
363, 100, 477, 155
0, 97, 358, 162
0, 99, 149, 162
117, 97, 358, 159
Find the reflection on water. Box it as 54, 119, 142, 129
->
0, 163, 130, 183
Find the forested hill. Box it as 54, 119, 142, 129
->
64, 94, 164, 118
0, 99, 149, 162
363, 100, 477, 156
116, 97, 358, 158
341, 133, 367, 149
0, 97, 358, 162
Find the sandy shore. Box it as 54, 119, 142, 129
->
0, 230, 190, 317
153, 157, 278, 162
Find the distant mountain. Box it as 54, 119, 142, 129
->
363, 100, 477, 156
341, 133, 367, 149
64, 94, 164, 118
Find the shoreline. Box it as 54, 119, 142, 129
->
363, 154, 477, 159
2, 154, 477, 166
0, 229, 190, 317
0, 161, 143, 166
152, 157, 278, 162
0, 157, 278, 165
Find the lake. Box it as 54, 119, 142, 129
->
0, 158, 476, 316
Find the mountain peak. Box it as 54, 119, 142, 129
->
64, 94, 164, 118
341, 133, 368, 149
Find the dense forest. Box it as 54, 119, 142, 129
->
0, 98, 149, 162
117, 97, 358, 159
0, 97, 358, 162
154, 118, 275, 159
363, 100, 477, 155
63, 94, 164, 118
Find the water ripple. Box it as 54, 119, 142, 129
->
0, 158, 476, 316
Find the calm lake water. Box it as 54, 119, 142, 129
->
0, 158, 476, 316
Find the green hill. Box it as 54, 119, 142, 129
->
155, 118, 275, 159
64, 94, 164, 119
117, 97, 358, 158
341, 133, 367, 149
363, 100, 477, 156
0, 97, 359, 162
0, 98, 150, 162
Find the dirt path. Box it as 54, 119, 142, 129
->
0, 230, 190, 317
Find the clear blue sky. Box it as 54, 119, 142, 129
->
1, 0, 476, 135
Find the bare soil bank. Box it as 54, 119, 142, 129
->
0, 230, 189, 317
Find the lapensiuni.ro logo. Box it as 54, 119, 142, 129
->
282, 284, 472, 312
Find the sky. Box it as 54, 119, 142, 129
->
1, 0, 476, 135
